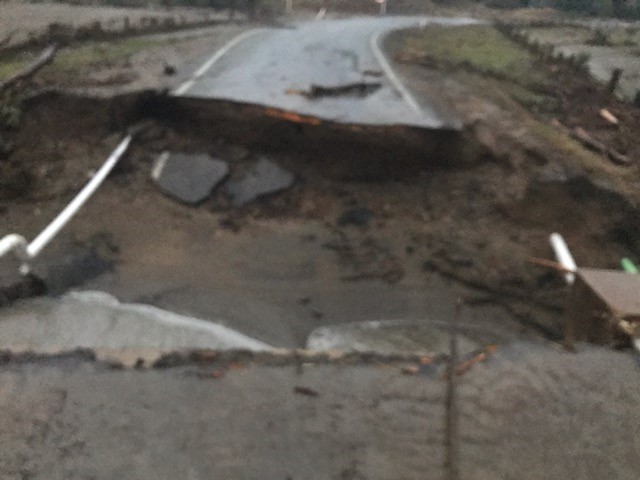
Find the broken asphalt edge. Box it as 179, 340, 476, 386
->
0, 347, 447, 371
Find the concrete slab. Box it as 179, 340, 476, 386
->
225, 157, 294, 206
151, 152, 229, 204
0, 291, 271, 351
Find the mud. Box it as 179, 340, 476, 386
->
1, 90, 639, 347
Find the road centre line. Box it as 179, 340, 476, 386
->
173, 29, 268, 96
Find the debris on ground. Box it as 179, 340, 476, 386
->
599, 108, 619, 126
293, 385, 320, 397
564, 268, 640, 349
621, 258, 639, 274
286, 81, 382, 99
337, 207, 373, 227
151, 152, 229, 205
569, 126, 630, 166
225, 157, 294, 206
451, 344, 498, 378
306, 320, 485, 356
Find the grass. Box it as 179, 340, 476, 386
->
52, 37, 163, 75
0, 55, 31, 81
400, 24, 557, 110
403, 25, 549, 90
0, 36, 167, 84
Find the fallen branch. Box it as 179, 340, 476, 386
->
551, 120, 630, 166
0, 44, 57, 94
527, 256, 576, 274
599, 108, 619, 126
570, 126, 630, 166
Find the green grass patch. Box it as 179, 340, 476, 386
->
51, 36, 165, 76
1, 36, 167, 84
404, 25, 549, 89
0, 56, 32, 81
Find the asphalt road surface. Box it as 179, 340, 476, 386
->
1, 344, 639, 480
174, 16, 477, 128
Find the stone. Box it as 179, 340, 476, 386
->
225, 157, 294, 206
337, 207, 373, 227
152, 152, 229, 205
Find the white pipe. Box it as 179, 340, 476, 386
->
0, 234, 29, 263
27, 135, 131, 258
0, 135, 132, 274
315, 7, 326, 20
549, 232, 577, 284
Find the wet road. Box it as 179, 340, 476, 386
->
174, 16, 477, 128
1, 345, 639, 479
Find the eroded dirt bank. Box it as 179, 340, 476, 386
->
2, 90, 639, 345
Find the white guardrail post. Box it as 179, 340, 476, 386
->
0, 135, 132, 275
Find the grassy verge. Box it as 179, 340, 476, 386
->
0, 35, 170, 84
397, 24, 561, 109
0, 56, 31, 81
52, 37, 164, 77
401, 25, 549, 86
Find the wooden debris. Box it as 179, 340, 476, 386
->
599, 108, 619, 126
453, 345, 497, 377
0, 44, 57, 94
527, 256, 575, 274
570, 126, 630, 166
293, 386, 320, 397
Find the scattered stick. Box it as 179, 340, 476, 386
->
452, 345, 497, 378
551, 119, 630, 165
527, 256, 576, 274
0, 44, 57, 94
570, 126, 630, 166
599, 108, 619, 126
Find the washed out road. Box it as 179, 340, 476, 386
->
174, 16, 476, 128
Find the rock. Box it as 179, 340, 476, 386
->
225, 157, 294, 207
0, 291, 272, 352
152, 152, 229, 205
307, 320, 482, 356
337, 207, 373, 227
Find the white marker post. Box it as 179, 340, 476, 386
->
549, 233, 577, 285
285, 0, 293, 14
375, 0, 387, 15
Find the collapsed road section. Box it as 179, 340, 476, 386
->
1, 12, 640, 479
1, 14, 640, 355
